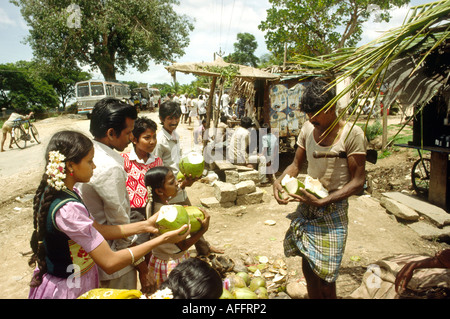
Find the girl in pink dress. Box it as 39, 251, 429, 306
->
28, 131, 189, 299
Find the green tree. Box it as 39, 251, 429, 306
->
0, 61, 59, 112
40, 62, 91, 110
12, 0, 194, 81
258, 0, 410, 58
224, 33, 260, 67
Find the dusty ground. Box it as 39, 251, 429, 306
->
0, 112, 448, 299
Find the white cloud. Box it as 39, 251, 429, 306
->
122, 0, 270, 85
359, 5, 411, 44
0, 7, 17, 27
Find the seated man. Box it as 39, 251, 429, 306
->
227, 116, 268, 184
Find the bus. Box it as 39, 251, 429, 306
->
75, 80, 131, 117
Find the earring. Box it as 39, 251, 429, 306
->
69, 170, 74, 176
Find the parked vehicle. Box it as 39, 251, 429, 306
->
75, 80, 131, 117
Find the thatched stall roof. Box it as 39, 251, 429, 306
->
165, 57, 280, 81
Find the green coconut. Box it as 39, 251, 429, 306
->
220, 288, 235, 299
304, 175, 329, 198
156, 205, 190, 235
232, 287, 258, 299
176, 171, 185, 181
281, 174, 329, 199
281, 174, 305, 196
184, 206, 205, 233
236, 272, 251, 286
249, 277, 266, 291
179, 152, 205, 179
254, 287, 269, 299
278, 190, 290, 200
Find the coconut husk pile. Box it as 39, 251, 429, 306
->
197, 253, 298, 299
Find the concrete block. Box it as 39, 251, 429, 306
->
380, 197, 420, 221
225, 170, 240, 184
200, 197, 221, 209
235, 180, 256, 195
236, 187, 264, 205
214, 181, 237, 203
238, 170, 260, 183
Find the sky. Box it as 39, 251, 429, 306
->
0, 0, 437, 85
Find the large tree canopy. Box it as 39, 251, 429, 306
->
12, 0, 194, 81
224, 33, 260, 67
0, 61, 60, 111
258, 0, 410, 59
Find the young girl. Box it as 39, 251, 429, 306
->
28, 130, 189, 299
144, 166, 211, 287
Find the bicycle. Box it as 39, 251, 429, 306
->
411, 149, 430, 197
10, 116, 40, 149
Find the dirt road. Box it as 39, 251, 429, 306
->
0, 112, 448, 299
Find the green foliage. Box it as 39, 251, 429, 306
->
258, 0, 410, 58
224, 33, 260, 67
39, 62, 91, 109
122, 81, 149, 91
0, 61, 59, 112
364, 120, 383, 141
12, 0, 194, 81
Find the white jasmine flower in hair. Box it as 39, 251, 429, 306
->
147, 287, 173, 299
45, 151, 67, 191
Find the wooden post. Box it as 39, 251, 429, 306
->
204, 77, 217, 149
428, 151, 448, 209
205, 76, 217, 131
382, 102, 388, 150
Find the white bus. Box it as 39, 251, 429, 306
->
76, 80, 131, 116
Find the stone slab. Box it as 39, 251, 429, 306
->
214, 160, 236, 171
380, 197, 420, 221
382, 192, 450, 227
407, 221, 450, 241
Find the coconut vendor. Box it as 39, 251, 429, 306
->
273, 79, 367, 299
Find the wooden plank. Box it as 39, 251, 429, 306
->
428, 151, 449, 209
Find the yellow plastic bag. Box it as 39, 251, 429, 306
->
78, 288, 142, 299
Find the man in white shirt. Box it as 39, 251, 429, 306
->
77, 98, 144, 290
227, 116, 268, 184
197, 95, 207, 121
221, 92, 230, 110
180, 93, 188, 123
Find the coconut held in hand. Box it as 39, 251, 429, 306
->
179, 152, 205, 179
156, 205, 190, 234
281, 174, 329, 199
184, 206, 205, 233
